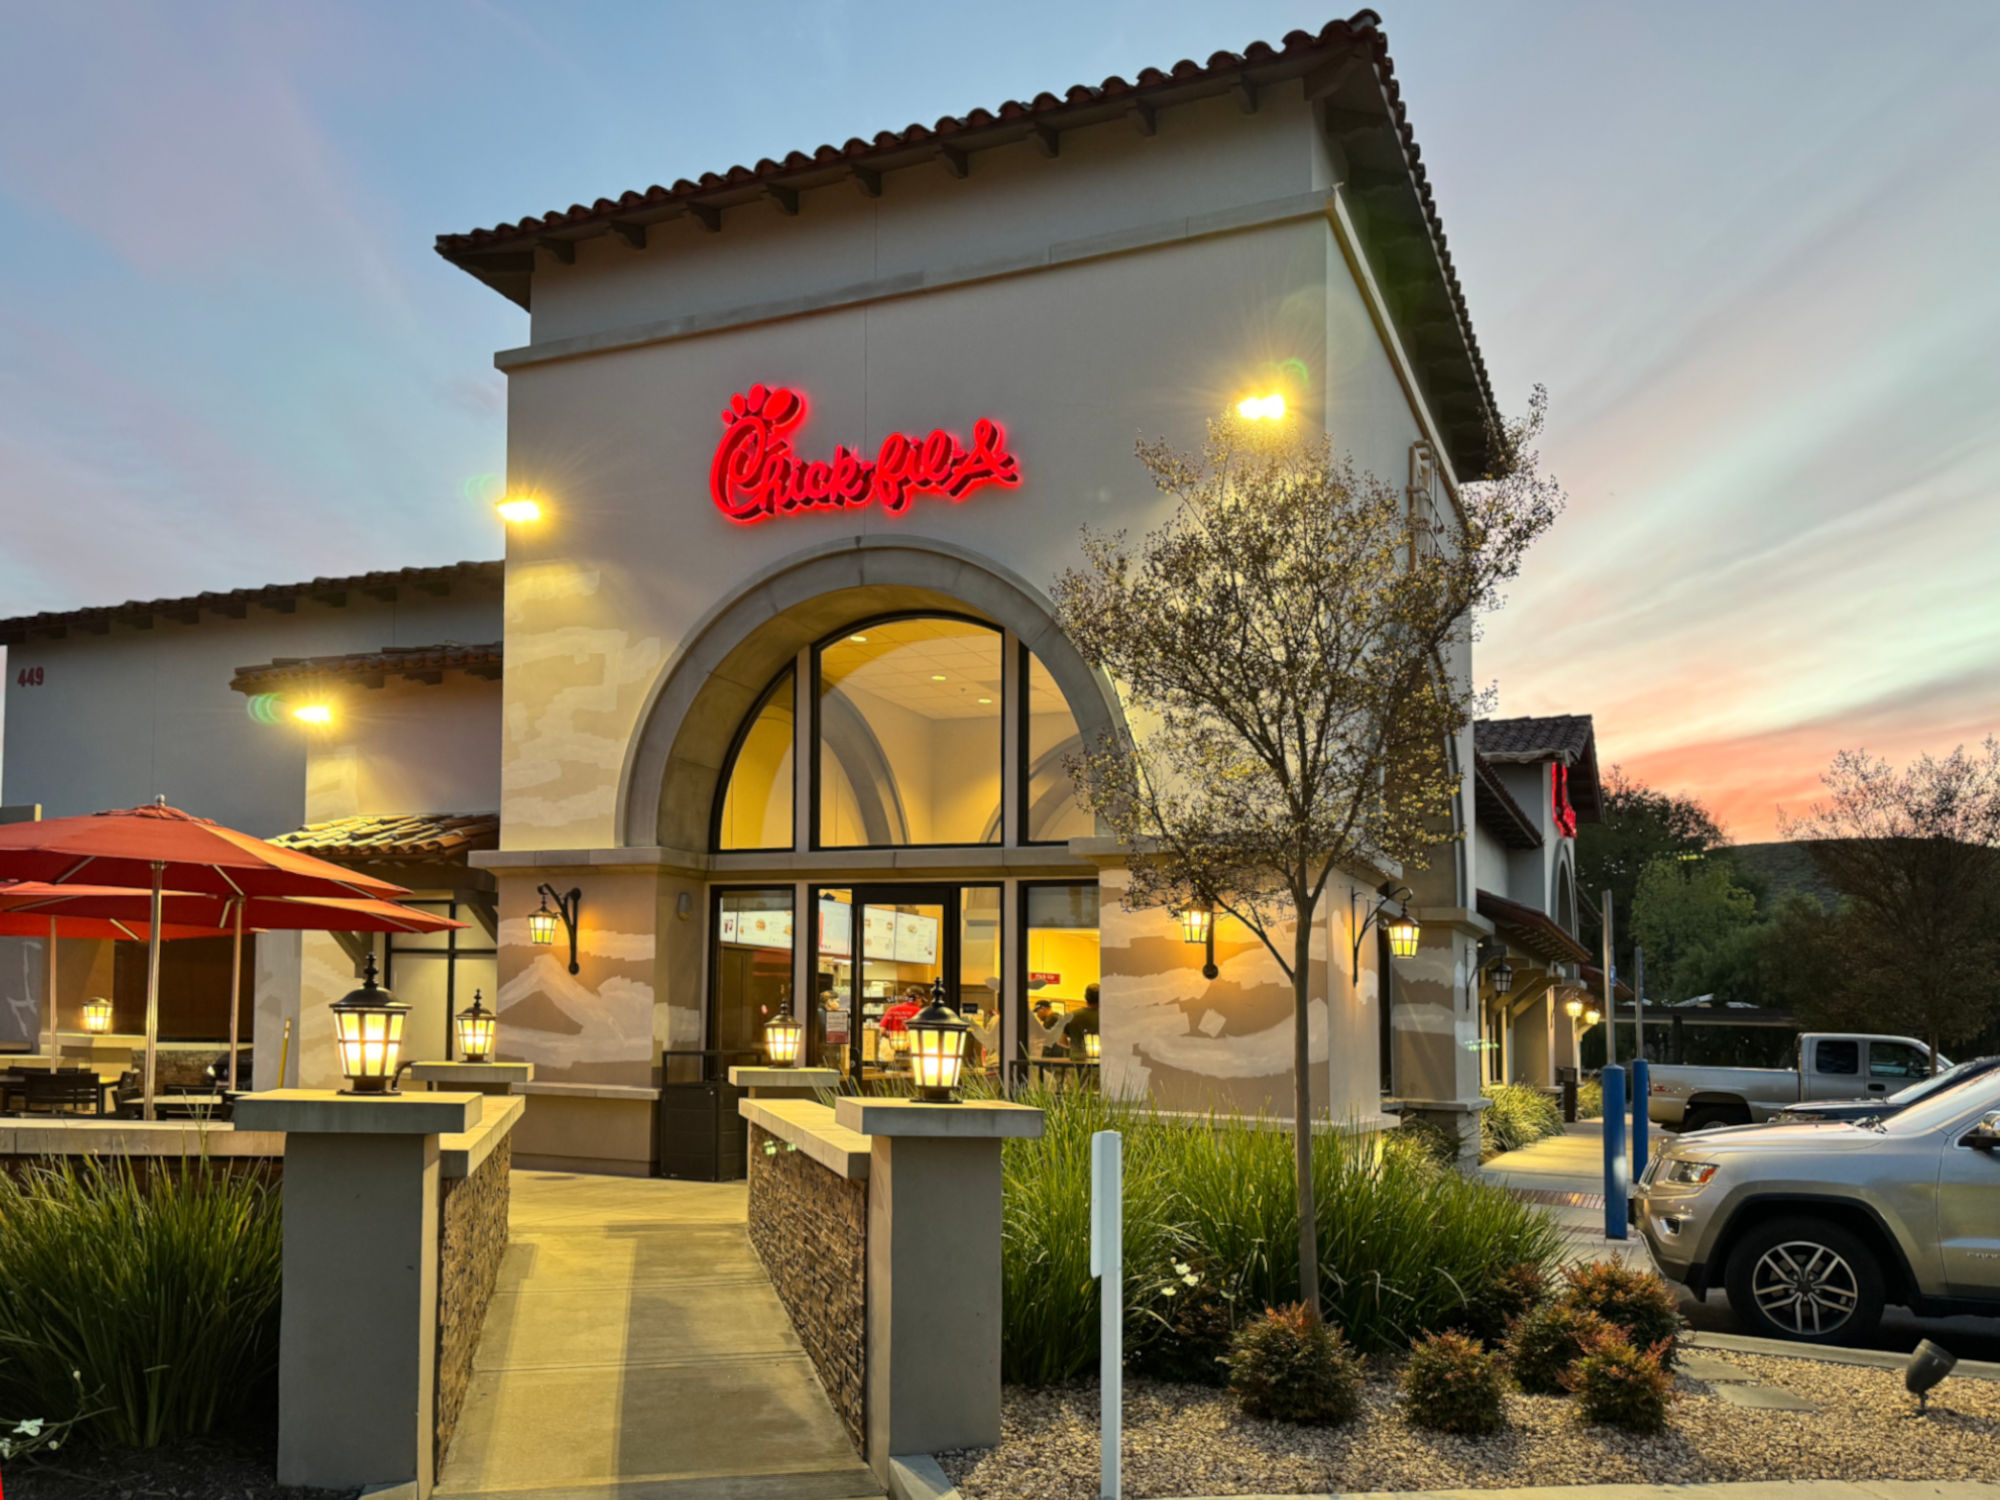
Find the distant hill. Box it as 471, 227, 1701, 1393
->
1723, 841, 1841, 911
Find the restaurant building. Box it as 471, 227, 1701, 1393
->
2, 12, 1549, 1171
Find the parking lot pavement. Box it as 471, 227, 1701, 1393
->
1677, 1284, 2000, 1363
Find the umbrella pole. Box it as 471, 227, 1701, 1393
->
143, 861, 164, 1123
227, 901, 244, 1093
43, 917, 57, 1069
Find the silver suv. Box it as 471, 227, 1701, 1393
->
1636, 1070, 2000, 1343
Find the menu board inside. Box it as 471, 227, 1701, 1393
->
860, 905, 938, 966
721, 906, 793, 950
818, 896, 853, 957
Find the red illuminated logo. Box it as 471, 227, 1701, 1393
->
1552, 763, 1578, 840
709, 384, 1021, 524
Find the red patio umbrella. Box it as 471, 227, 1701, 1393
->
0, 882, 466, 1092
0, 803, 413, 1115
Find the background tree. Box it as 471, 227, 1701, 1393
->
1781, 738, 2000, 1066
1629, 854, 1760, 1009
1575, 768, 1726, 976
1052, 393, 1562, 1321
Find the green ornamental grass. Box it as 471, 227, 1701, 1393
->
1479, 1083, 1566, 1157
0, 1156, 283, 1449
999, 1088, 1563, 1385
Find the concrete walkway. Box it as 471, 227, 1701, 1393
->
1177, 1485, 2000, 1500
1479, 1121, 1656, 1271
436, 1170, 881, 1500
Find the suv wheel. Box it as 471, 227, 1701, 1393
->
1725, 1216, 1884, 1344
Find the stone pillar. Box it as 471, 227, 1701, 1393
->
406, 1061, 535, 1097
234, 1089, 483, 1499
835, 1096, 1044, 1481
729, 1065, 841, 1101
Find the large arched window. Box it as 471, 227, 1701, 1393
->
712, 613, 1095, 853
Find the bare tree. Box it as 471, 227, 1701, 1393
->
1782, 738, 2000, 1068
1051, 393, 1562, 1320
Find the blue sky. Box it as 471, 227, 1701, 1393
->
2, 1, 1996, 837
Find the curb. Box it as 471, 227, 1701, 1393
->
1689, 1330, 2000, 1382
888, 1453, 960, 1500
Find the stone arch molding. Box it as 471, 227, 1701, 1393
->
617, 535, 1126, 852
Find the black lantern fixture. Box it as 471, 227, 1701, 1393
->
1180, 902, 1219, 980
1565, 993, 1586, 1021
764, 1007, 805, 1066
81, 996, 115, 1034
904, 977, 969, 1102
1352, 882, 1421, 982
454, 989, 497, 1063
1490, 959, 1515, 997
329, 954, 411, 1094
528, 883, 583, 975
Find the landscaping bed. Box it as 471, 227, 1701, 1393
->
939, 1348, 2000, 1498
2, 1437, 354, 1499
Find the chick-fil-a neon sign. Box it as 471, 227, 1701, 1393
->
709, 383, 1021, 524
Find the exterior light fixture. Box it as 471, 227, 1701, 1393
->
329, 954, 410, 1094
1180, 904, 1219, 980
293, 703, 333, 726
1083, 1030, 1102, 1061
1565, 995, 1585, 1021
904, 978, 969, 1102
1906, 1339, 1957, 1416
496, 496, 542, 524
1584, 1006, 1602, 1028
1353, 883, 1420, 982
81, 996, 114, 1034
1490, 959, 1515, 997
454, 989, 496, 1063
1236, 393, 1286, 420
764, 1007, 805, 1066
528, 884, 583, 975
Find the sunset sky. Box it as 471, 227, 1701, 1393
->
2, 1, 1995, 841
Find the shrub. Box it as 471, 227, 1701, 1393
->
1132, 1257, 1238, 1385
1000, 1088, 1564, 1384
1226, 1304, 1364, 1425
1389, 1114, 1461, 1169
1506, 1302, 1617, 1395
1401, 1330, 1506, 1434
1558, 1261, 1684, 1368
1576, 1080, 1604, 1119
1452, 1260, 1547, 1348
0, 1156, 282, 1449
1564, 1329, 1676, 1432
1479, 1083, 1565, 1158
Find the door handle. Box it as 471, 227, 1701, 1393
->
1866, 1083, 1887, 1092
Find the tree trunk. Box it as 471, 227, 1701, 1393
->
1292, 912, 1320, 1323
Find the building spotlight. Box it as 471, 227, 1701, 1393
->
1236, 393, 1286, 421
1906, 1339, 1956, 1415
292, 703, 333, 726
496, 496, 543, 524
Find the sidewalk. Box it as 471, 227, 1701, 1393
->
1479, 1120, 1655, 1271
1175, 1485, 2000, 1500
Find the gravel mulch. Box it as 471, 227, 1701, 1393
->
2, 1437, 356, 1500
939, 1350, 2000, 1499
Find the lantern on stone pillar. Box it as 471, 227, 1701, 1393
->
904, 978, 969, 1103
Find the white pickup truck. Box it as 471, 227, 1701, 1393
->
1648, 1032, 1949, 1131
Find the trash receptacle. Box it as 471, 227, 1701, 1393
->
657, 1049, 759, 1181
1556, 1065, 1580, 1124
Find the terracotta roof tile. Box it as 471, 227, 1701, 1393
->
1477, 888, 1590, 967
272, 813, 499, 863
1476, 715, 1602, 823
231, 642, 502, 696
434, 11, 1499, 474
0, 561, 502, 646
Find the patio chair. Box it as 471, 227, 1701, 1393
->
24, 1070, 104, 1117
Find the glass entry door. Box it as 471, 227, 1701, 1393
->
811, 884, 1000, 1078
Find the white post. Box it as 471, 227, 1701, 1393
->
1090, 1130, 1122, 1500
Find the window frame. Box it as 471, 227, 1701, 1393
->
710, 663, 799, 854
1017, 640, 1090, 847
1013, 879, 1101, 1088
706, 884, 798, 1061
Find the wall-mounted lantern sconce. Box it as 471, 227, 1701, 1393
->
1565, 994, 1585, 1021
454, 989, 496, 1063
1180, 903, 1219, 980
905, 977, 969, 1102
529, 884, 582, 975
1490, 959, 1515, 997
81, 996, 115, 1034
1352, 882, 1420, 983
1584, 1006, 1602, 1028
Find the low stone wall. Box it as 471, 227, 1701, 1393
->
747, 1121, 867, 1454
436, 1132, 511, 1474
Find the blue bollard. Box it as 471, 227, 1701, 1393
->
1630, 1057, 1651, 1186
1602, 1064, 1628, 1240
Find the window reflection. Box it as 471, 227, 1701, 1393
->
712, 889, 794, 1058
1024, 884, 1100, 1070
1024, 650, 1091, 843
716, 667, 794, 851
819, 619, 1002, 848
